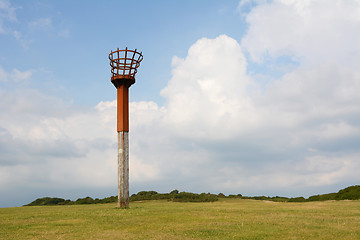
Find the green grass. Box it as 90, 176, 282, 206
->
1, 199, 360, 239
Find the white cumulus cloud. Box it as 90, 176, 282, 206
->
2, 0, 360, 207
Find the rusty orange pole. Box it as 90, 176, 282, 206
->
117, 84, 130, 132
109, 48, 143, 208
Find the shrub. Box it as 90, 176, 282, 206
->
99, 196, 117, 203
335, 185, 360, 200
26, 197, 67, 206
75, 197, 94, 204
253, 196, 268, 201
288, 197, 306, 202
269, 196, 289, 202
130, 191, 160, 201
173, 192, 218, 202
227, 194, 243, 198
218, 193, 226, 198
307, 193, 336, 201
170, 190, 179, 195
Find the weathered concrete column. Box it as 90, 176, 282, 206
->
118, 131, 129, 208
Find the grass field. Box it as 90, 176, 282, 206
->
1, 198, 359, 239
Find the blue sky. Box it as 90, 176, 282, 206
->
1, 0, 360, 208
1, 0, 246, 105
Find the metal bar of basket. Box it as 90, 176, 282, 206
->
124, 47, 127, 76
117, 48, 120, 76
130, 49, 136, 76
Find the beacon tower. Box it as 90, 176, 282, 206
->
109, 47, 143, 208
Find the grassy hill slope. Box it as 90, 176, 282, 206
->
1, 198, 360, 239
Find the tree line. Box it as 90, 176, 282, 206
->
25, 190, 218, 206
25, 185, 360, 206
227, 185, 360, 202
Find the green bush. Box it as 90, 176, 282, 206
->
288, 197, 306, 202
99, 196, 117, 203
268, 196, 289, 202
129, 191, 218, 202
170, 190, 179, 195
335, 185, 360, 200
173, 192, 218, 202
75, 197, 94, 204
130, 191, 162, 201
57, 199, 74, 205
307, 193, 336, 201
26, 197, 68, 206
228, 194, 243, 198
218, 193, 226, 198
